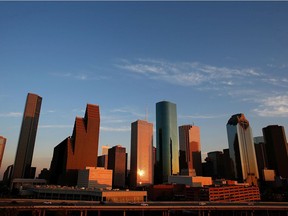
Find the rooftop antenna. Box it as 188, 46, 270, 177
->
145, 106, 148, 121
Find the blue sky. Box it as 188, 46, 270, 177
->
0, 2, 288, 178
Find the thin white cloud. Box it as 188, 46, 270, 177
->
262, 77, 288, 88
39, 125, 73, 129
0, 112, 22, 117
100, 126, 130, 132
117, 59, 262, 87
110, 107, 145, 118
50, 72, 108, 81
253, 95, 288, 117
179, 114, 227, 119
267, 63, 288, 69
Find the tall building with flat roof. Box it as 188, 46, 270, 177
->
156, 101, 179, 183
0, 136, 6, 168
130, 120, 153, 187
102, 145, 109, 155
226, 113, 259, 186
179, 125, 202, 176
12, 93, 42, 179
207, 151, 224, 179
49, 104, 100, 186
108, 145, 127, 188
262, 125, 288, 178
254, 136, 268, 181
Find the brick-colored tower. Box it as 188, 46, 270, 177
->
50, 104, 100, 185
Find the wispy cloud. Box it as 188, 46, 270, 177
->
0, 112, 22, 117
100, 126, 130, 132
267, 63, 288, 69
39, 125, 73, 129
253, 95, 288, 117
179, 114, 227, 119
110, 107, 145, 119
50, 72, 108, 81
117, 58, 262, 87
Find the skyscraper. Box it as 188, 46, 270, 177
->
12, 93, 42, 179
0, 136, 6, 168
130, 120, 153, 187
156, 101, 179, 183
207, 151, 224, 179
254, 136, 268, 181
49, 104, 100, 185
226, 113, 259, 186
262, 125, 288, 178
179, 125, 202, 176
108, 145, 127, 188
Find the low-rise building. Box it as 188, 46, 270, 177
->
77, 167, 112, 190
32, 186, 147, 202
186, 185, 260, 202
168, 175, 212, 187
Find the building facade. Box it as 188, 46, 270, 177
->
207, 151, 225, 179
12, 93, 42, 180
0, 136, 6, 168
254, 136, 268, 181
108, 145, 127, 188
49, 104, 100, 186
226, 113, 259, 186
179, 125, 202, 176
186, 185, 260, 202
156, 101, 179, 183
130, 120, 153, 187
77, 167, 112, 189
262, 125, 288, 178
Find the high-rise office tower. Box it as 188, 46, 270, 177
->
102, 145, 109, 155
262, 125, 288, 178
108, 145, 127, 188
226, 113, 259, 186
49, 104, 100, 185
12, 93, 42, 179
0, 136, 6, 168
254, 136, 268, 181
223, 148, 234, 179
156, 101, 179, 183
97, 146, 109, 168
3, 165, 13, 184
130, 120, 153, 187
179, 125, 202, 176
207, 151, 224, 179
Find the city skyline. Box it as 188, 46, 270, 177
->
0, 2, 288, 178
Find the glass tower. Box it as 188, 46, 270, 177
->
262, 125, 288, 178
130, 120, 153, 187
179, 125, 202, 176
226, 113, 259, 186
12, 93, 42, 179
0, 136, 6, 168
156, 101, 179, 183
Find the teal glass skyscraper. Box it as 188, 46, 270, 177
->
156, 101, 179, 183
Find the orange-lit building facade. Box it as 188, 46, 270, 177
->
130, 120, 153, 187
49, 104, 100, 186
179, 125, 202, 176
0, 136, 6, 168
186, 185, 260, 202
12, 93, 42, 180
